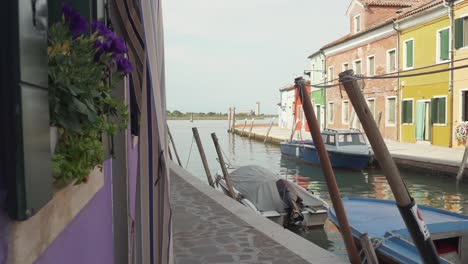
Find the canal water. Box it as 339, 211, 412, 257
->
169, 120, 468, 259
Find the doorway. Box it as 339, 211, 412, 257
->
316, 104, 324, 131
416, 100, 431, 142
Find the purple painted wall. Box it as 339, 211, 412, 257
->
34, 160, 114, 264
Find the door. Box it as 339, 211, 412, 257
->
416, 101, 431, 142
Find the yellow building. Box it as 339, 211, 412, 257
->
397, 2, 451, 147
453, 0, 468, 148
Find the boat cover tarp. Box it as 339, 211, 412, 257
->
230, 165, 324, 213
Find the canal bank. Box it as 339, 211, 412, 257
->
170, 161, 346, 263
233, 124, 468, 180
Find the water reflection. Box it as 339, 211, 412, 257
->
168, 120, 468, 255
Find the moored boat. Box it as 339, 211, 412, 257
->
280, 129, 372, 170
328, 197, 468, 264
216, 165, 328, 228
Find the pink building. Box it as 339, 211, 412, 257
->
321, 0, 429, 140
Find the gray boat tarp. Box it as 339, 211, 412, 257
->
230, 165, 323, 213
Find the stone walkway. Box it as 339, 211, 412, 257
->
170, 163, 345, 264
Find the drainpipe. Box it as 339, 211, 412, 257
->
321, 49, 327, 129
447, 0, 455, 147
393, 20, 401, 141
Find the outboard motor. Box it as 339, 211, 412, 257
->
276, 179, 304, 225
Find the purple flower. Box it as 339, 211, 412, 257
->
93, 40, 112, 61
115, 57, 133, 74
62, 3, 87, 38
110, 36, 128, 54
92, 21, 112, 37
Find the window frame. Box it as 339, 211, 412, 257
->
455, 14, 468, 50
436, 27, 451, 64
342, 100, 350, 125
401, 98, 414, 125
328, 101, 334, 124
403, 38, 415, 70
432, 95, 447, 126
366, 98, 376, 118
354, 14, 361, 33
386, 48, 397, 73
328, 66, 334, 84
460, 88, 468, 121
353, 59, 362, 75
385, 96, 397, 127
367, 55, 375, 76
342, 62, 349, 72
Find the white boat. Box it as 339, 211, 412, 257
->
215, 165, 328, 228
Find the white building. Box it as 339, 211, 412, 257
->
278, 86, 296, 129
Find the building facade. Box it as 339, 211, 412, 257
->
309, 51, 326, 131
453, 0, 468, 148
278, 86, 296, 130
397, 2, 451, 147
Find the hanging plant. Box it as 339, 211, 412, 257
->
455, 122, 468, 141
48, 3, 130, 184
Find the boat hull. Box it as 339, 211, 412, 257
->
280, 143, 370, 170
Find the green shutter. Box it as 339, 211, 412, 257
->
439, 98, 446, 124
440, 29, 450, 61
402, 101, 412, 123
431, 98, 438, 124
406, 40, 414, 68
456, 18, 464, 49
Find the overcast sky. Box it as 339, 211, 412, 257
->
163, 0, 349, 114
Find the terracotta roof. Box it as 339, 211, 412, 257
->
320, 0, 435, 51
360, 0, 415, 7
397, 0, 444, 19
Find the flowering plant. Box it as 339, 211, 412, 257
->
455, 122, 468, 141
48, 3, 130, 184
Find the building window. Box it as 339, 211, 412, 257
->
342, 63, 349, 72
342, 100, 349, 124
354, 59, 362, 75
321, 59, 325, 79
387, 49, 396, 73
311, 64, 315, 81
328, 66, 334, 83
354, 15, 361, 33
386, 97, 396, 127
461, 90, 468, 121
404, 39, 414, 69
455, 16, 468, 49
367, 98, 375, 118
437, 28, 450, 63
402, 100, 413, 124
431, 96, 446, 125
328, 102, 334, 124
367, 56, 375, 76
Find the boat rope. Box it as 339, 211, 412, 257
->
220, 144, 233, 168
359, 233, 401, 264
185, 135, 195, 168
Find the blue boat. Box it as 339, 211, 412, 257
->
328, 197, 468, 264
280, 129, 372, 170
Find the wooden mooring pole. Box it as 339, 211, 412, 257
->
231, 107, 236, 133
264, 120, 274, 143
227, 107, 232, 132
167, 125, 182, 166
211, 133, 236, 199
359, 233, 378, 264
241, 119, 248, 136
295, 77, 360, 264
456, 139, 468, 183
192, 127, 215, 187
248, 119, 255, 139
339, 70, 440, 264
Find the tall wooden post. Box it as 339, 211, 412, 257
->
231, 107, 236, 133
339, 70, 440, 264
241, 119, 248, 136
248, 119, 255, 139
167, 125, 182, 166
192, 127, 215, 187
457, 140, 468, 183
264, 120, 274, 143
227, 107, 232, 132
295, 77, 360, 264
211, 133, 236, 199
